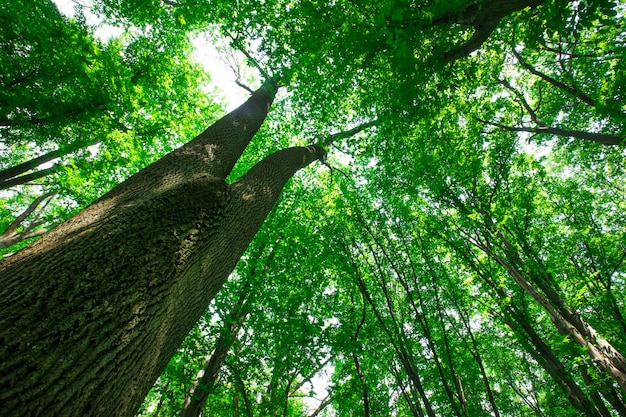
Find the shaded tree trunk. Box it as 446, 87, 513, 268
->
0, 80, 326, 417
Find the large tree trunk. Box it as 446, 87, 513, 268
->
0, 80, 326, 417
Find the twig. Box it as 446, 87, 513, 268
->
226, 32, 272, 81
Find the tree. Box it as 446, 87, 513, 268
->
0, 79, 326, 417
0, 192, 56, 248
2, 0, 625, 415
0, 0, 221, 253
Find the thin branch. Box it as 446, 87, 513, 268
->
475, 116, 622, 145
235, 79, 254, 94
227, 33, 272, 81
512, 50, 596, 107
0, 192, 56, 248
308, 394, 333, 417
498, 79, 545, 126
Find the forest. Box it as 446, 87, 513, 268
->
0, 0, 625, 416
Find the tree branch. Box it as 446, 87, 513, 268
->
437, 0, 545, 62
0, 140, 99, 182
0, 192, 56, 248
475, 116, 622, 145
324, 119, 378, 146
227, 33, 272, 81
513, 50, 596, 107
498, 79, 545, 126
0, 165, 64, 190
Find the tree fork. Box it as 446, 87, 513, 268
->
0, 80, 325, 417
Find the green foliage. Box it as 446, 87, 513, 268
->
6, 0, 626, 415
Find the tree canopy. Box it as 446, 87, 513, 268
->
2, 0, 625, 416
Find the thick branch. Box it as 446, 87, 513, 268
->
492, 80, 622, 144
325, 119, 378, 145
308, 395, 333, 417
437, 0, 545, 62
228, 33, 273, 82
0, 165, 64, 190
476, 116, 622, 145
441, 21, 499, 62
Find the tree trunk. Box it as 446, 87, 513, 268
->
0, 192, 55, 249
0, 80, 326, 417
0, 139, 99, 184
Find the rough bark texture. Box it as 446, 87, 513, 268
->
0, 81, 326, 417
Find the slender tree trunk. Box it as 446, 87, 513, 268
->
353, 353, 371, 417
0, 139, 99, 184
463, 222, 626, 394
0, 164, 64, 190
364, 219, 463, 416
503, 306, 601, 416
180, 297, 249, 417
0, 80, 326, 417
180, 238, 276, 417
0, 192, 55, 248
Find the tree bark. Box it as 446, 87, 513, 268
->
0, 80, 326, 417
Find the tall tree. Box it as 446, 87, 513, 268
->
0, 79, 326, 417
